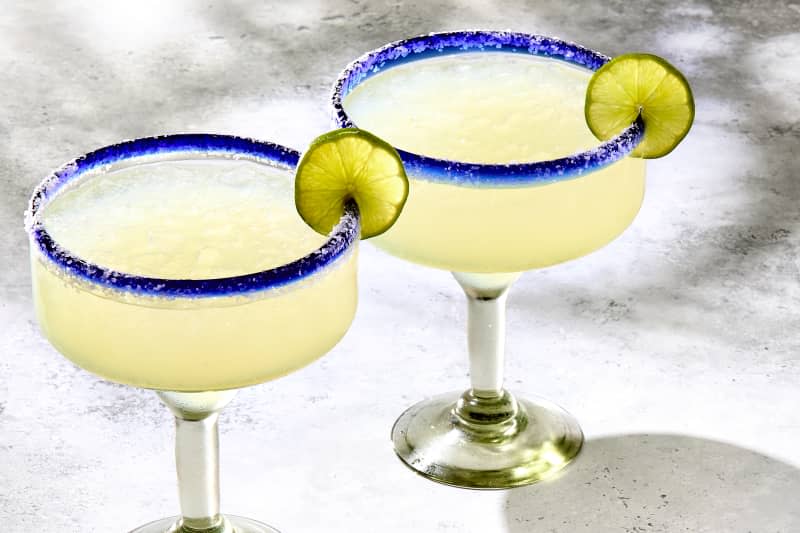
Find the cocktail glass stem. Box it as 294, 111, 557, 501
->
157, 391, 237, 533
452, 272, 522, 436
455, 271, 519, 395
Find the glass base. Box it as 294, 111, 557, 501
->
391, 390, 583, 489
129, 515, 280, 533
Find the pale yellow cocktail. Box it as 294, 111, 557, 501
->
344, 52, 645, 272
29, 142, 358, 392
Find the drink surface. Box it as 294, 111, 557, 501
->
346, 53, 602, 164
343, 52, 646, 272
42, 160, 327, 278
31, 159, 357, 391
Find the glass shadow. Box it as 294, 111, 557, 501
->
503, 433, 800, 532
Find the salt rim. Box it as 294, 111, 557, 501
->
331, 29, 645, 186
25, 133, 361, 298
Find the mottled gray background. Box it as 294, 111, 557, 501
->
1, 1, 799, 532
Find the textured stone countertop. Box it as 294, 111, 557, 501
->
1, 1, 799, 532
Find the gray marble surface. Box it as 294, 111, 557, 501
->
2, 1, 800, 532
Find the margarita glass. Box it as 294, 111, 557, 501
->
333, 31, 646, 488
26, 134, 360, 532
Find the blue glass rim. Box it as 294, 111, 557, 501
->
331, 30, 644, 186
26, 133, 360, 298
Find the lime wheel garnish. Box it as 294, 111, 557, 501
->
585, 53, 695, 158
295, 128, 409, 238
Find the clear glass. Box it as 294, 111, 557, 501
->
391, 272, 583, 488
132, 391, 280, 533
334, 31, 646, 488
26, 135, 360, 530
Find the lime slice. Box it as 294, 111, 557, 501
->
585, 53, 694, 158
295, 128, 409, 238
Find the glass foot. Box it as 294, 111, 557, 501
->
392, 390, 583, 489
129, 515, 280, 533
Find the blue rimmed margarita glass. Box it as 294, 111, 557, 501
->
26, 134, 360, 532
333, 31, 646, 488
